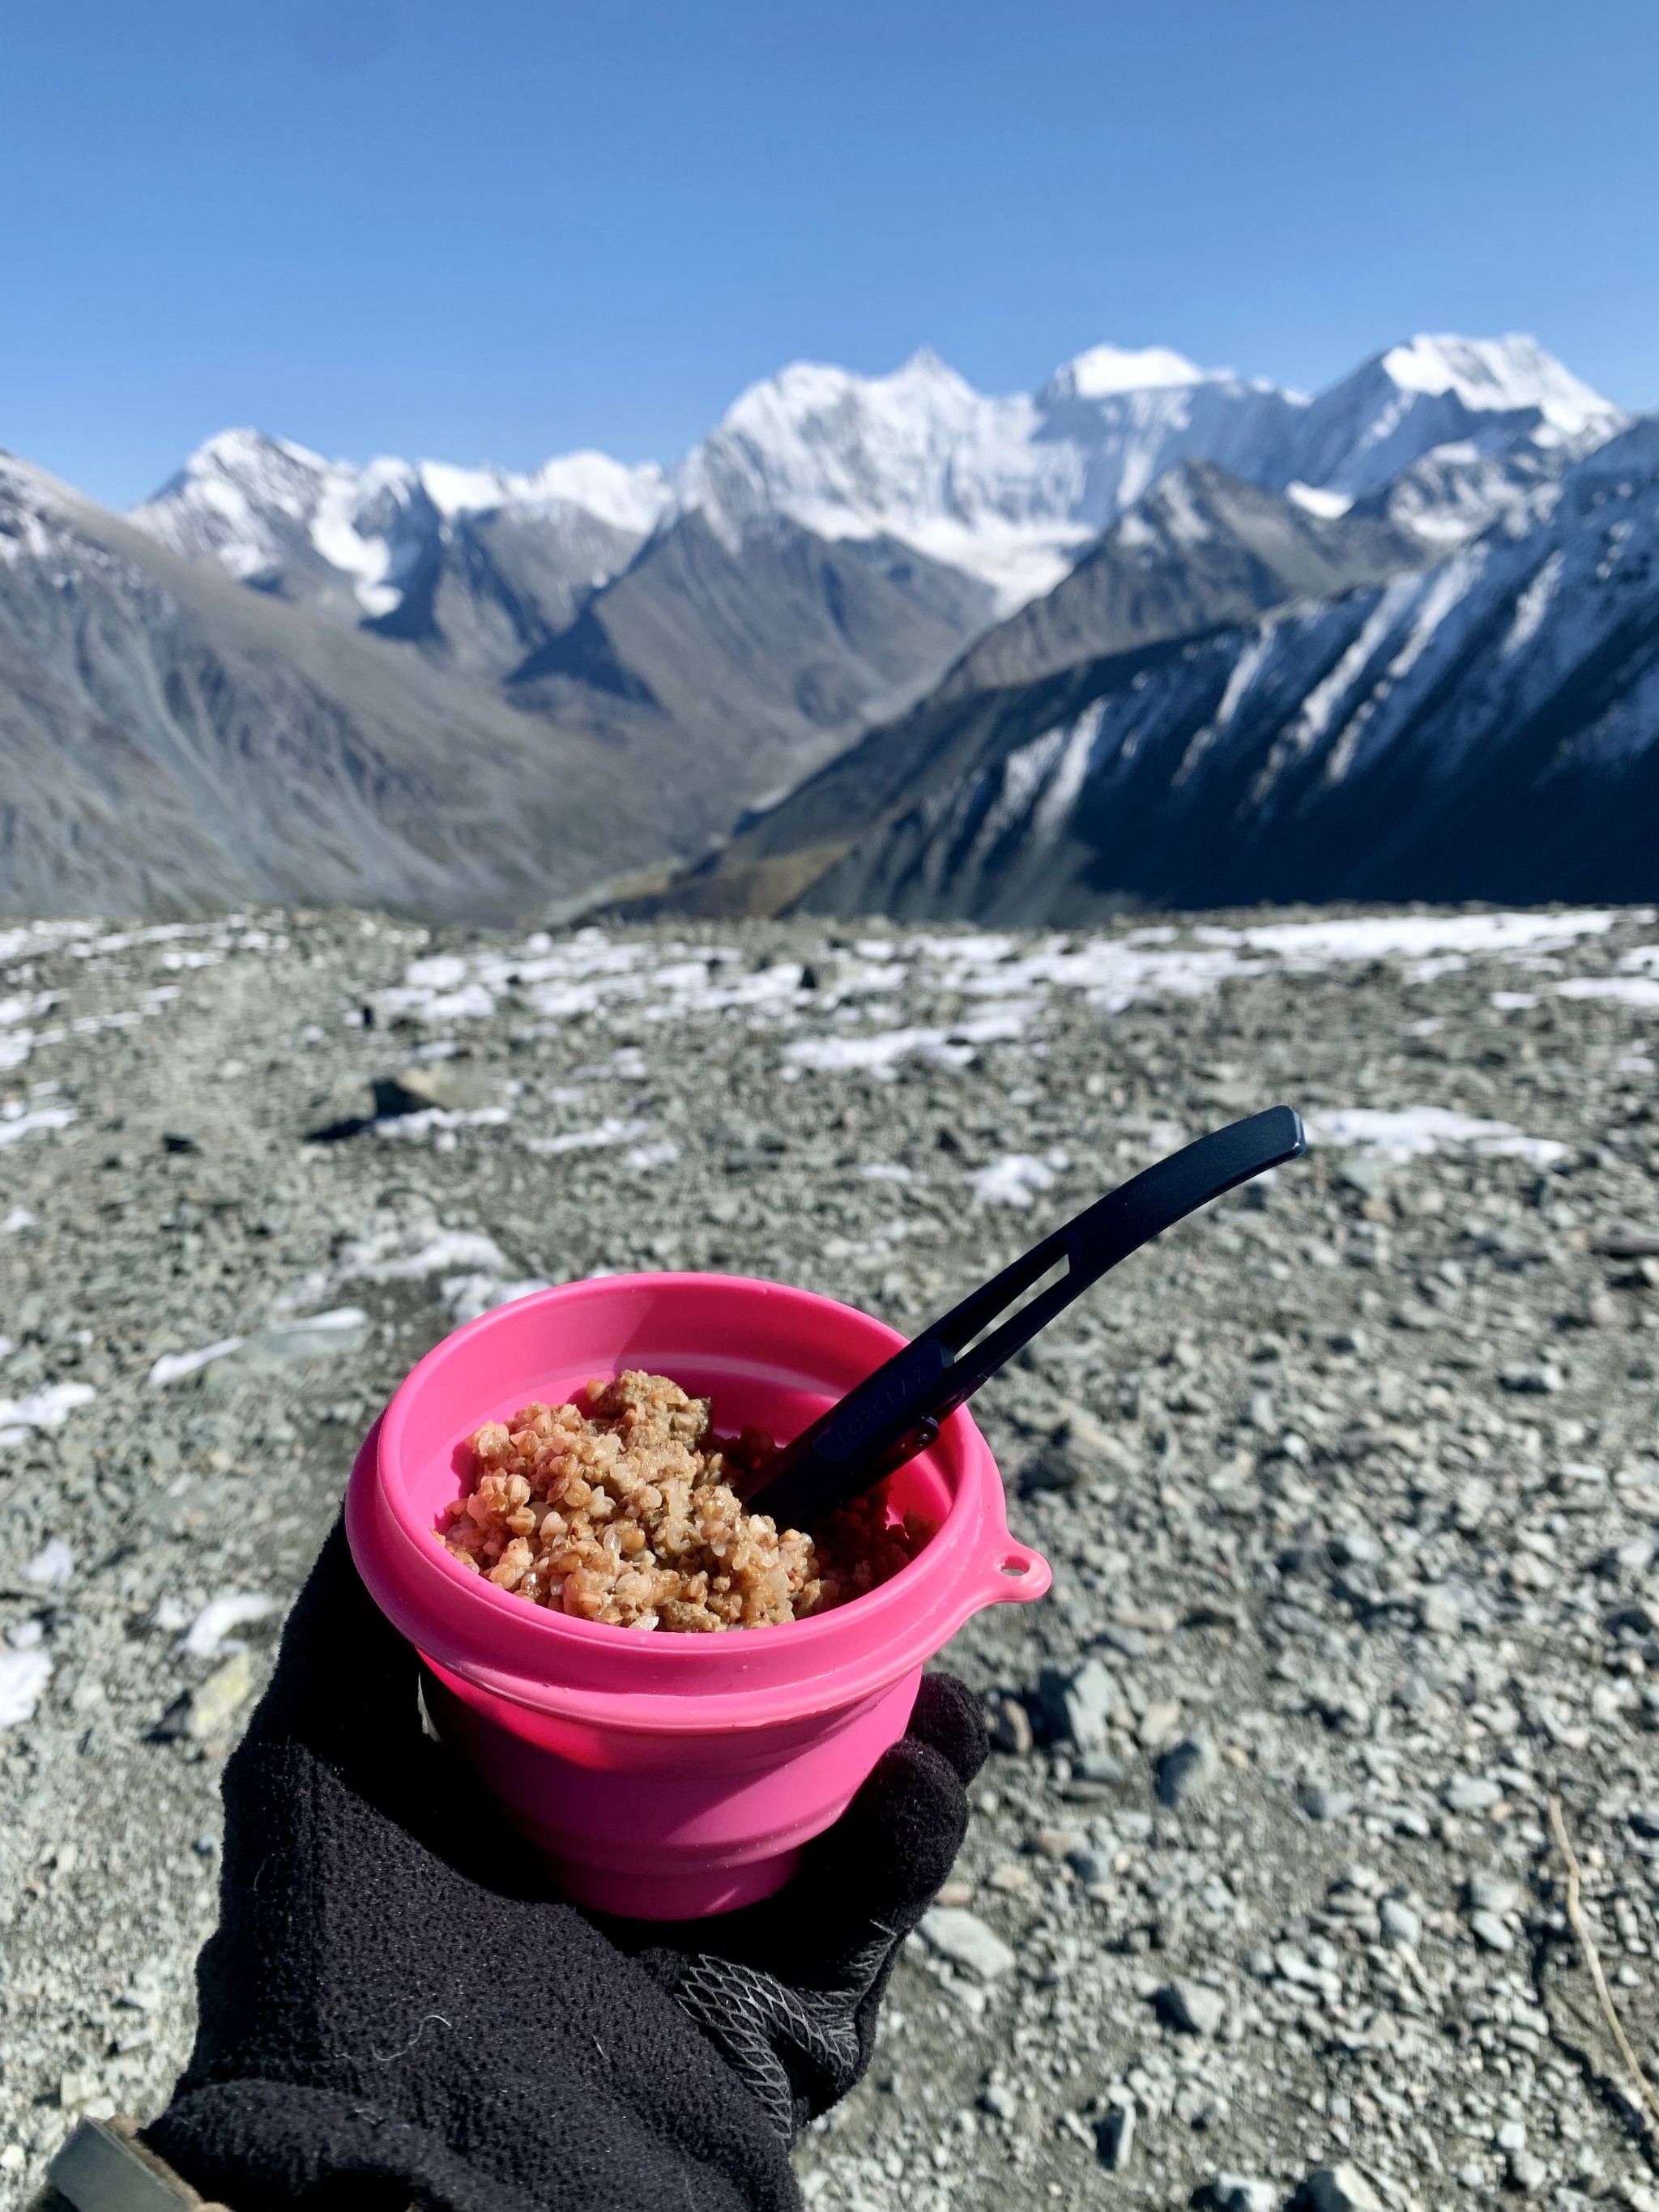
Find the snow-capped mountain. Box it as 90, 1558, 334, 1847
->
742, 416, 1659, 921
130, 430, 672, 678
133, 429, 671, 613
130, 333, 1625, 631
4, 326, 1643, 926
676, 330, 1627, 584
0, 452, 694, 920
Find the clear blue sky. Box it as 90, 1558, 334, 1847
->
2, 0, 1654, 509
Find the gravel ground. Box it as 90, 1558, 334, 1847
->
2, 902, 1659, 2212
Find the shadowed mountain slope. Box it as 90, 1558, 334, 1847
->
793, 422, 1659, 920
616, 464, 1432, 917
0, 455, 662, 922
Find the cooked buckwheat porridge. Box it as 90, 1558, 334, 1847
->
437, 1369, 930, 1631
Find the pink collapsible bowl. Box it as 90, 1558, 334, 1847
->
346, 1272, 1050, 1920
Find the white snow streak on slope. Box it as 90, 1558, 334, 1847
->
1555, 977, 1659, 1008
1503, 550, 1565, 657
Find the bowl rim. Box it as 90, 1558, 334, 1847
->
371, 1271, 987, 1669
351, 1272, 1047, 1728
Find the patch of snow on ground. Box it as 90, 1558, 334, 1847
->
0, 1383, 96, 1443
0, 1647, 53, 1728
0, 1103, 75, 1149
336, 1227, 511, 1283
911, 933, 1264, 1013
23, 1540, 75, 1590
522, 1119, 654, 1157
783, 1027, 978, 1079
441, 1275, 552, 1325
373, 1106, 510, 1142
180, 1592, 279, 1660
1555, 977, 1659, 1008
970, 1151, 1070, 1207
621, 1140, 683, 1172
1197, 910, 1616, 966
147, 1339, 243, 1388
1305, 1107, 1566, 1166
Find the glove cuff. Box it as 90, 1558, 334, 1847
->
147, 2081, 544, 2212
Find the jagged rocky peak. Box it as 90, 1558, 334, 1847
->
132, 429, 670, 623
129, 330, 1626, 627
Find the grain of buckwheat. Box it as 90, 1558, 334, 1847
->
437, 1369, 929, 1630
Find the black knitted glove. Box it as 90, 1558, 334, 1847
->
145, 1520, 986, 2212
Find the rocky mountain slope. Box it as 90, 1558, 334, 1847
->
637, 413, 1659, 926
0, 333, 1634, 925
123, 336, 1622, 872
0, 454, 659, 921
788, 421, 1659, 923
4, 901, 1659, 2212
603, 464, 1437, 918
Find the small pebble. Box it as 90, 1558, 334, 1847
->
1154, 1735, 1215, 1808
1443, 1774, 1502, 1815
1157, 1978, 1226, 2036
1096, 2103, 1134, 2172
917, 1907, 1016, 1982
1379, 1896, 1422, 1949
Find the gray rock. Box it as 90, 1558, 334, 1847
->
1201, 2177, 1280, 2212
1154, 1735, 1216, 1808
1465, 1873, 1522, 1913
917, 1907, 1017, 1982
1290, 2165, 1385, 2212
1054, 1656, 1120, 1753
1418, 1586, 1463, 1634
1136, 1697, 1183, 1748
1156, 1978, 1226, 2036
1508, 2147, 1548, 2193
979, 2081, 1020, 2122
1379, 1896, 1422, 1949
1469, 1908, 1515, 1952
1095, 2103, 1134, 2172
1444, 1774, 1503, 1814
991, 1695, 1034, 1758
1302, 1788, 1354, 1822
1074, 1750, 1124, 1784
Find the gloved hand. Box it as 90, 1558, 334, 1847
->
146, 1520, 986, 2212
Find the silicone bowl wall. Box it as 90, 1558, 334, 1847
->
347, 1272, 1049, 1917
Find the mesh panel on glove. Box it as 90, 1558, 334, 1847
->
625, 1674, 988, 2145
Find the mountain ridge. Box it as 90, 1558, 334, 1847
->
130, 330, 1625, 629
2, 329, 1646, 925
719, 419, 1659, 922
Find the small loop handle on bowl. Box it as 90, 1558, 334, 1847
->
983, 1539, 1051, 1606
